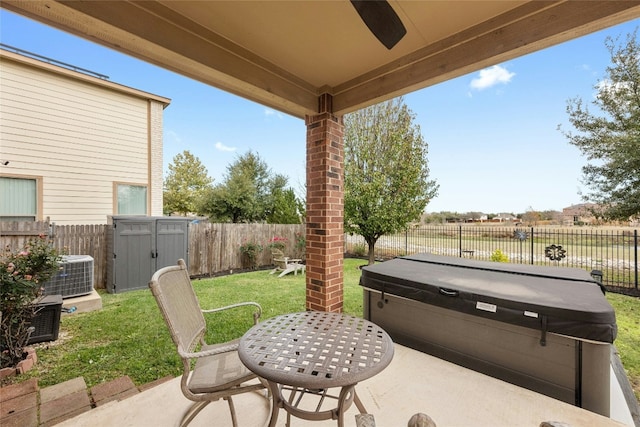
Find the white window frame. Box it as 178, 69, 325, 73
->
115, 182, 148, 215
0, 175, 42, 221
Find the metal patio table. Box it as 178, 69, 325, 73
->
238, 311, 394, 426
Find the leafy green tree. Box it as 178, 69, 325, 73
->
344, 97, 439, 265
200, 151, 301, 223
267, 187, 304, 224
163, 150, 213, 216
560, 29, 640, 221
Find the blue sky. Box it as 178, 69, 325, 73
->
2, 10, 639, 215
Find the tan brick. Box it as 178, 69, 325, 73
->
40, 377, 87, 404
90, 376, 137, 404
0, 406, 37, 427
40, 405, 92, 427
93, 387, 139, 406
40, 389, 91, 424
1, 392, 37, 418
0, 378, 38, 401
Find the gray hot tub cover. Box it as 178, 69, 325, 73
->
359, 253, 617, 343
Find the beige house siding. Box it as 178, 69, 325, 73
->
0, 49, 170, 225
149, 101, 164, 216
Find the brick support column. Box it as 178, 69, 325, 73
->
305, 93, 344, 313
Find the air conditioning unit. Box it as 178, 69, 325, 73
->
42, 255, 94, 298
27, 295, 63, 345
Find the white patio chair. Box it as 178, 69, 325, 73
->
149, 259, 268, 427
269, 248, 305, 277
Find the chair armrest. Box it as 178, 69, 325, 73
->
178, 343, 239, 359
201, 301, 262, 325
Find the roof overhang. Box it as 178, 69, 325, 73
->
3, 1, 640, 118
0, 48, 172, 107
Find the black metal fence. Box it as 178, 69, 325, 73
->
344, 226, 639, 295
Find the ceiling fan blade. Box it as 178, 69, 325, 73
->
350, 0, 406, 50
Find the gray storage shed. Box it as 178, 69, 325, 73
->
106, 216, 190, 293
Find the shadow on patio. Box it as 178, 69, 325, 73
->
51, 344, 633, 427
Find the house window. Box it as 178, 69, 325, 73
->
0, 177, 37, 221
117, 184, 147, 215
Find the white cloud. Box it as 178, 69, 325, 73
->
264, 108, 284, 119
215, 142, 236, 152
470, 65, 515, 90
580, 63, 598, 77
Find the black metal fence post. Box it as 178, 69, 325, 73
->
405, 229, 408, 256
635, 229, 638, 290
530, 227, 534, 265
347, 225, 637, 292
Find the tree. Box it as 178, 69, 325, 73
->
267, 187, 304, 224
560, 29, 640, 221
163, 150, 212, 216
200, 151, 302, 223
344, 97, 439, 265
521, 206, 542, 226
465, 211, 484, 222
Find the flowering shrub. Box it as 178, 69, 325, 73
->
239, 240, 263, 269
269, 236, 287, 251
268, 236, 287, 251
1, 235, 62, 368
490, 249, 509, 263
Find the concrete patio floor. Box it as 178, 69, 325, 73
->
55, 344, 634, 427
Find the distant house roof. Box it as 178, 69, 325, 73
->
562, 203, 598, 215
495, 213, 517, 219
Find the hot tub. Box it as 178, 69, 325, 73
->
360, 253, 617, 417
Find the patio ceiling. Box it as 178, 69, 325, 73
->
3, 1, 640, 118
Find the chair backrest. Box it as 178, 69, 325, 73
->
149, 259, 205, 354
271, 248, 288, 268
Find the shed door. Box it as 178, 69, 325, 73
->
156, 219, 188, 269
113, 219, 154, 292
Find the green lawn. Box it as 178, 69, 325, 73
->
8, 258, 640, 402
606, 292, 640, 400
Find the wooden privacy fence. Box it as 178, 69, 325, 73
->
187, 222, 306, 277
1, 220, 305, 289
1, 220, 109, 289
3, 221, 637, 293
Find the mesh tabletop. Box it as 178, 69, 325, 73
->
238, 311, 394, 389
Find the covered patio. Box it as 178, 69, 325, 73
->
53, 344, 634, 426
3, 0, 640, 312
2, 2, 640, 426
